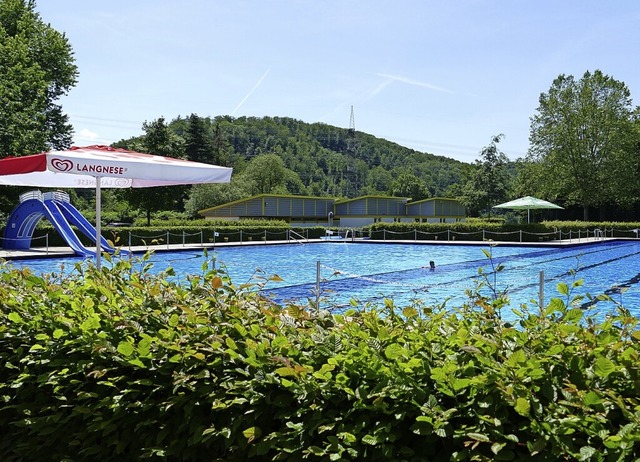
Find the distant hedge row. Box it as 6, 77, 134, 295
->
1, 254, 639, 460
5, 219, 640, 248
367, 220, 640, 242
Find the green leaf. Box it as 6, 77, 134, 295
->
557, 282, 569, 295
506, 349, 526, 366
514, 397, 530, 416
242, 426, 262, 442
225, 337, 238, 350
52, 328, 65, 339
594, 357, 616, 378
117, 341, 135, 357
7, 312, 23, 323
583, 391, 602, 406
128, 358, 146, 368
578, 446, 596, 460
564, 308, 583, 323
362, 434, 378, 445
491, 442, 506, 455
384, 343, 407, 360
275, 366, 297, 377
168, 313, 180, 327
467, 432, 490, 442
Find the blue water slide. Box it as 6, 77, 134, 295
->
2, 197, 95, 257
51, 199, 117, 254
41, 200, 96, 258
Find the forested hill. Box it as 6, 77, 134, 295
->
115, 115, 472, 199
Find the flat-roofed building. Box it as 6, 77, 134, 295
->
405, 197, 466, 223
199, 194, 335, 226
199, 194, 466, 226
333, 195, 410, 228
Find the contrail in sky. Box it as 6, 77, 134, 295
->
232, 69, 270, 115
377, 73, 453, 94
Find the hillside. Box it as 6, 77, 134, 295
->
116, 115, 473, 199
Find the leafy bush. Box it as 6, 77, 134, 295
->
1, 253, 640, 461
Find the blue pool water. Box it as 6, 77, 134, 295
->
4, 241, 640, 318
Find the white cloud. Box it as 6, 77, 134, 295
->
77, 128, 100, 142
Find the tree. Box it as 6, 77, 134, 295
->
184, 181, 249, 218
459, 135, 510, 216
388, 171, 430, 201
0, 0, 77, 157
527, 70, 638, 220
241, 153, 289, 195
121, 117, 187, 225
184, 113, 216, 164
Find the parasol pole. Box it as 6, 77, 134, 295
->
95, 176, 102, 270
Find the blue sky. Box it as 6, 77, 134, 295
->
37, 1, 640, 163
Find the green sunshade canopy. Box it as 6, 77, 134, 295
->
493, 196, 563, 223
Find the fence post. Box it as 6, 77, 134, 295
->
201, 230, 203, 245
46, 233, 49, 255
383, 229, 386, 241
482, 229, 485, 241
316, 261, 321, 312
539, 270, 544, 309
240, 229, 243, 244
182, 230, 185, 247
166, 231, 170, 249
414, 229, 417, 242
264, 230, 267, 242
128, 231, 131, 252
447, 229, 450, 241
519, 230, 522, 243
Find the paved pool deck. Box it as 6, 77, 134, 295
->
0, 236, 621, 261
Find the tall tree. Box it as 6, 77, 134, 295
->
388, 171, 430, 201
527, 70, 638, 220
241, 153, 289, 195
122, 117, 187, 224
459, 134, 510, 216
185, 113, 216, 164
0, 0, 77, 157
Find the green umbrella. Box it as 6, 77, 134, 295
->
493, 196, 563, 223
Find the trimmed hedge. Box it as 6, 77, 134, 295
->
13, 224, 329, 248
1, 253, 639, 460
4, 219, 640, 248
367, 220, 640, 242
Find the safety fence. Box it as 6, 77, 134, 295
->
0, 228, 312, 254
371, 227, 638, 243
1, 226, 639, 255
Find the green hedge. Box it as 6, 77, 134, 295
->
1, 255, 639, 460
4, 219, 640, 249
10, 224, 329, 248
366, 221, 640, 242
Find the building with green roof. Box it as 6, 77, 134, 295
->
199, 194, 466, 227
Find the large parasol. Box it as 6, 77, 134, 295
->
0, 145, 233, 267
493, 196, 563, 223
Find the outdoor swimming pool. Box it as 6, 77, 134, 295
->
4, 241, 640, 319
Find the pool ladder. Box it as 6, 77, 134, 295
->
288, 229, 307, 245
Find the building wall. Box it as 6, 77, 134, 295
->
201, 195, 466, 224
335, 197, 407, 216
406, 198, 466, 219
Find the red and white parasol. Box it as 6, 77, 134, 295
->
0, 145, 233, 266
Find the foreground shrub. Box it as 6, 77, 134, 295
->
1, 253, 639, 461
